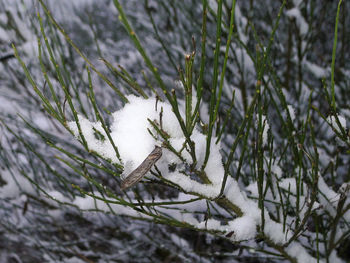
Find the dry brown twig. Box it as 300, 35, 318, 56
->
121, 146, 163, 190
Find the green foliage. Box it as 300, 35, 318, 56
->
0, 0, 349, 262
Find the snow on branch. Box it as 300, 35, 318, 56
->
66, 95, 321, 262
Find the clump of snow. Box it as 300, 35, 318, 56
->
198, 218, 221, 230
304, 60, 327, 78
287, 105, 296, 122
225, 177, 260, 222
68, 115, 118, 163
67, 95, 324, 257
161, 129, 224, 198
255, 114, 269, 146
208, 0, 218, 13
47, 190, 66, 203
197, 215, 256, 242
234, 46, 255, 79
286, 8, 309, 36
163, 170, 221, 198
264, 220, 290, 244
339, 183, 350, 197
286, 243, 318, 263
47, 209, 63, 219
110, 95, 182, 173
262, 115, 269, 146
279, 178, 305, 195
68, 95, 181, 169
265, 219, 320, 262
63, 257, 86, 263
170, 234, 190, 248
235, 5, 249, 44
0, 27, 10, 42
271, 164, 282, 178
329, 251, 344, 263
73, 194, 146, 217
45, 189, 150, 218
317, 176, 340, 217
0, 170, 35, 198
227, 216, 256, 241
68, 95, 224, 197
326, 115, 347, 134
68, 95, 266, 243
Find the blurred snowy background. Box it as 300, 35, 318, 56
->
0, 0, 349, 262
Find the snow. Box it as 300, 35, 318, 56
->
326, 115, 347, 134
339, 183, 350, 197
0, 13, 7, 24
234, 46, 255, 79
287, 105, 296, 122
208, 0, 218, 13
235, 5, 248, 45
68, 95, 226, 198
0, 27, 9, 42
2, 0, 348, 262
227, 216, 256, 241
45, 189, 150, 219
260, 115, 269, 146
33, 116, 52, 130
329, 251, 344, 263
317, 176, 339, 217
68, 115, 119, 163
198, 218, 221, 230
197, 216, 257, 242
279, 178, 304, 195
224, 177, 260, 222
67, 95, 268, 242
304, 60, 327, 78
163, 169, 221, 198
47, 209, 63, 219
47, 190, 65, 204
271, 164, 282, 178
264, 220, 290, 244
0, 96, 21, 115
170, 234, 190, 248
73, 194, 145, 217
286, 8, 309, 36
286, 243, 319, 263
0, 170, 35, 198
62, 257, 86, 263
111, 96, 182, 168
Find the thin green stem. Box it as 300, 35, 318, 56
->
330, 0, 343, 112
202, 0, 223, 170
